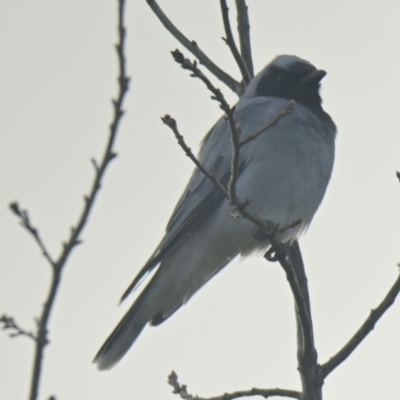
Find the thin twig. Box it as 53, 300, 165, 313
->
239, 101, 295, 146
171, 50, 235, 117
219, 0, 251, 85
146, 0, 241, 95
168, 371, 301, 400
168, 371, 198, 400
170, 50, 239, 173
234, 0, 254, 78
170, 50, 241, 209
9, 202, 55, 268
320, 270, 400, 379
0, 315, 38, 342
6, 2, 130, 400
161, 115, 229, 198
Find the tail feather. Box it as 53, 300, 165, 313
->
93, 311, 146, 370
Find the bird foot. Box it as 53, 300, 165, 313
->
265, 243, 289, 262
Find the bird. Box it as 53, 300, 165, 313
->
94, 54, 336, 370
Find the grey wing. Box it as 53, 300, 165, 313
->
120, 116, 241, 301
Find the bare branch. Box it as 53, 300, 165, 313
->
161, 115, 229, 198
320, 270, 400, 379
170, 51, 240, 180
264, 240, 320, 400
234, 0, 254, 78
0, 315, 38, 342
265, 244, 315, 359
288, 242, 314, 355
219, 0, 251, 85
146, 0, 242, 95
170, 50, 242, 209
288, 242, 321, 399
171, 50, 234, 115
9, 202, 56, 268
168, 371, 301, 400
55, 0, 129, 270
265, 244, 320, 399
7, 2, 131, 400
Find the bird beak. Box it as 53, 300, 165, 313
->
300, 69, 327, 85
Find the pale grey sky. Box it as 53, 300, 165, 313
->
1, 1, 400, 399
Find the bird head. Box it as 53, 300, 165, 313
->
242, 55, 326, 109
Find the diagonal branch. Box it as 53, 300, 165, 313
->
161, 115, 229, 198
320, 270, 400, 379
234, 0, 254, 78
170, 50, 239, 157
219, 0, 251, 85
9, 202, 55, 268
146, 0, 242, 95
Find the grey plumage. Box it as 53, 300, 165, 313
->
94, 55, 336, 370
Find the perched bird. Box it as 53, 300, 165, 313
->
94, 55, 336, 370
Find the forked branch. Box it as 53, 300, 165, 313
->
5, 2, 130, 400
0, 315, 38, 342
146, 0, 241, 94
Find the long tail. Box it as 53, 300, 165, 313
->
93, 308, 146, 370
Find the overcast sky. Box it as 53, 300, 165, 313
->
1, 1, 400, 399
